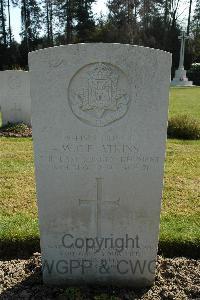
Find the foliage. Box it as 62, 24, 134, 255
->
168, 114, 200, 140
64, 287, 82, 300
0, 0, 197, 70
189, 0, 200, 63
0, 122, 30, 134
187, 63, 200, 86
75, 0, 96, 42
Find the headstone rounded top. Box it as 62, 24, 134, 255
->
28, 43, 171, 57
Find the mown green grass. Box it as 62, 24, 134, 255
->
169, 87, 200, 119
0, 87, 200, 256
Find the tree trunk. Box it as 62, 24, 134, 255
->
0, 0, 7, 45
164, 0, 169, 27
7, 0, 12, 45
66, 0, 72, 44
49, 1, 53, 45
22, 0, 29, 52
143, 0, 148, 31
187, 0, 192, 35
46, 0, 50, 45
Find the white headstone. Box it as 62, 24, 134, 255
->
29, 44, 171, 287
0, 70, 31, 126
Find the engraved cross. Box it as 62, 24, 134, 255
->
11, 103, 21, 114
79, 178, 120, 237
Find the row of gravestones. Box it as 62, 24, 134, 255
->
5, 44, 172, 287
0, 71, 31, 126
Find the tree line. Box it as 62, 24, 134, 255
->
0, 0, 200, 72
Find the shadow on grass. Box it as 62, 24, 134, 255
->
0, 238, 199, 260
0, 238, 40, 260
158, 241, 200, 259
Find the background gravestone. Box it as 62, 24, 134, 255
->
0, 70, 31, 126
29, 43, 171, 287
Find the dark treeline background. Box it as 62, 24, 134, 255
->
0, 0, 200, 73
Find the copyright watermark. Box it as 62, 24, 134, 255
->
42, 258, 155, 275
62, 234, 140, 253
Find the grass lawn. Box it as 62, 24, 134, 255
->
0, 87, 200, 258
169, 87, 200, 119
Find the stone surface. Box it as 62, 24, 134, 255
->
171, 31, 193, 86
0, 71, 31, 125
29, 43, 171, 287
171, 68, 193, 86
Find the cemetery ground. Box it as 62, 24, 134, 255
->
0, 87, 200, 299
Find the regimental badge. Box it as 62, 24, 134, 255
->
68, 63, 130, 127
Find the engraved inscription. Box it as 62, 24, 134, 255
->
79, 178, 120, 237
68, 63, 130, 127
38, 134, 160, 172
